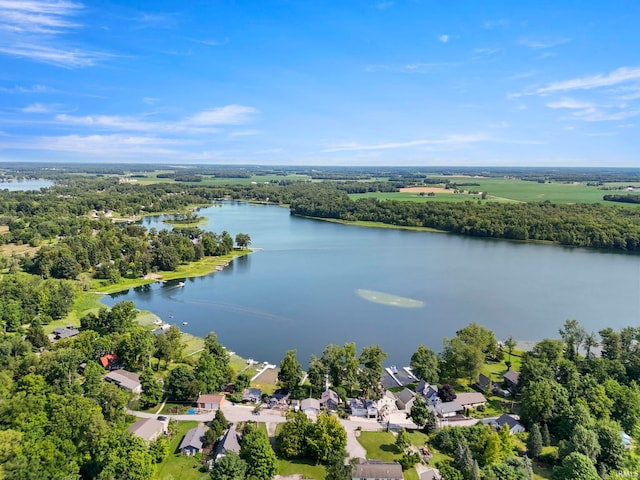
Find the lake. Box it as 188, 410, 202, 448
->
104, 202, 640, 366
0, 179, 53, 191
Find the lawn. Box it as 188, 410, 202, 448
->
154, 421, 209, 480
278, 458, 326, 479
356, 431, 423, 480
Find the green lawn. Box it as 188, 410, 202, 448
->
154, 421, 209, 480
356, 431, 423, 480
278, 458, 326, 479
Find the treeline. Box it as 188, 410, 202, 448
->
604, 193, 640, 204
285, 183, 640, 252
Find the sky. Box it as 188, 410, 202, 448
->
0, 0, 639, 166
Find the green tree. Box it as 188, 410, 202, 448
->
595, 420, 625, 473
541, 423, 551, 446
278, 349, 303, 393
307, 413, 347, 462
395, 428, 411, 452
166, 364, 197, 401
410, 345, 439, 384
25, 322, 49, 350
407, 396, 437, 433
325, 451, 352, 480
519, 378, 569, 428
210, 452, 247, 480
559, 319, 586, 360
527, 424, 543, 458
551, 452, 599, 480
139, 368, 163, 409
504, 335, 517, 370
235, 233, 251, 249
358, 345, 387, 400
149, 436, 169, 463
276, 410, 312, 458
240, 428, 277, 480
235, 372, 250, 392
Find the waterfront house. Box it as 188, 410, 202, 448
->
242, 388, 262, 404
128, 417, 166, 444
416, 380, 439, 406
197, 394, 225, 410
320, 389, 340, 410
104, 369, 141, 393
52, 326, 79, 340
348, 398, 367, 417
376, 391, 398, 415
394, 388, 416, 411
268, 389, 290, 408
179, 426, 207, 455
477, 373, 490, 392
352, 460, 403, 480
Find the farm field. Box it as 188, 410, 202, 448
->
352, 177, 640, 205
132, 173, 311, 185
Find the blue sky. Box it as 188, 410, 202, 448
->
0, 0, 639, 166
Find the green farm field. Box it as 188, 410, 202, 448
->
133, 173, 311, 185
352, 177, 640, 205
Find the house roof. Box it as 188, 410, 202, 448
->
477, 373, 490, 388
301, 398, 320, 411
435, 401, 463, 415
353, 460, 403, 479
394, 388, 415, 404
320, 389, 339, 405
504, 370, 520, 384
128, 417, 164, 442
495, 413, 523, 430
271, 388, 290, 401
99, 353, 119, 369
455, 392, 487, 406
420, 469, 442, 480
243, 388, 262, 399
53, 327, 79, 339
104, 369, 140, 390
348, 398, 365, 410
197, 394, 224, 405
215, 424, 241, 457
180, 426, 207, 451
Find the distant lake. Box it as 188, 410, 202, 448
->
104, 202, 640, 366
0, 179, 53, 191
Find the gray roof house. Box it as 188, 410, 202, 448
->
477, 373, 490, 392
180, 426, 207, 456
416, 380, 439, 406
434, 400, 464, 419
455, 392, 487, 409
242, 387, 262, 403
301, 398, 320, 416
352, 460, 403, 480
320, 389, 340, 410
348, 398, 367, 417
503, 371, 520, 393
215, 424, 241, 461
494, 414, 525, 434
394, 388, 416, 411
104, 369, 142, 393
53, 326, 79, 340
128, 417, 166, 444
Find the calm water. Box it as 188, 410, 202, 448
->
104, 202, 640, 365
0, 179, 53, 191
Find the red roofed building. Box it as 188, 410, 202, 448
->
197, 394, 225, 410
99, 353, 120, 370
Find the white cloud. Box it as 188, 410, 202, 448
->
482, 19, 509, 29
376, 1, 393, 9
519, 38, 571, 49
546, 98, 596, 109
21, 103, 52, 113
185, 105, 258, 125
438, 34, 449, 43
535, 67, 640, 95
0, 83, 53, 93
0, 0, 83, 34
323, 134, 485, 152
365, 62, 460, 74
0, 42, 103, 67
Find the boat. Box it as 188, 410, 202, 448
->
177, 281, 185, 287
182, 321, 188, 325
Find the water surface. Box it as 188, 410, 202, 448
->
105, 202, 640, 365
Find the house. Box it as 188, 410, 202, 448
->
99, 353, 120, 370
128, 417, 166, 444
419, 469, 442, 480
242, 388, 262, 403
394, 388, 416, 411
365, 400, 378, 419
301, 398, 320, 416
352, 460, 403, 480
268, 389, 290, 408
348, 398, 367, 417
415, 380, 439, 406
53, 326, 79, 340
291, 399, 300, 411
477, 373, 490, 392
455, 392, 487, 409
197, 394, 225, 410
434, 400, 463, 419
621, 432, 632, 450
320, 389, 340, 410
376, 391, 398, 416
503, 370, 520, 393
381, 366, 416, 389
494, 414, 526, 434
179, 426, 207, 455
104, 369, 141, 393
215, 424, 241, 460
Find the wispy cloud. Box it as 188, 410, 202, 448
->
185, 105, 258, 125
519, 38, 571, 49
375, 1, 393, 9
323, 134, 485, 153
0, 83, 54, 93
21, 102, 62, 113
365, 62, 460, 74
187, 36, 229, 47
545, 97, 640, 122
438, 34, 449, 43
482, 19, 509, 29
0, 0, 109, 67
535, 67, 640, 95
546, 98, 596, 109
